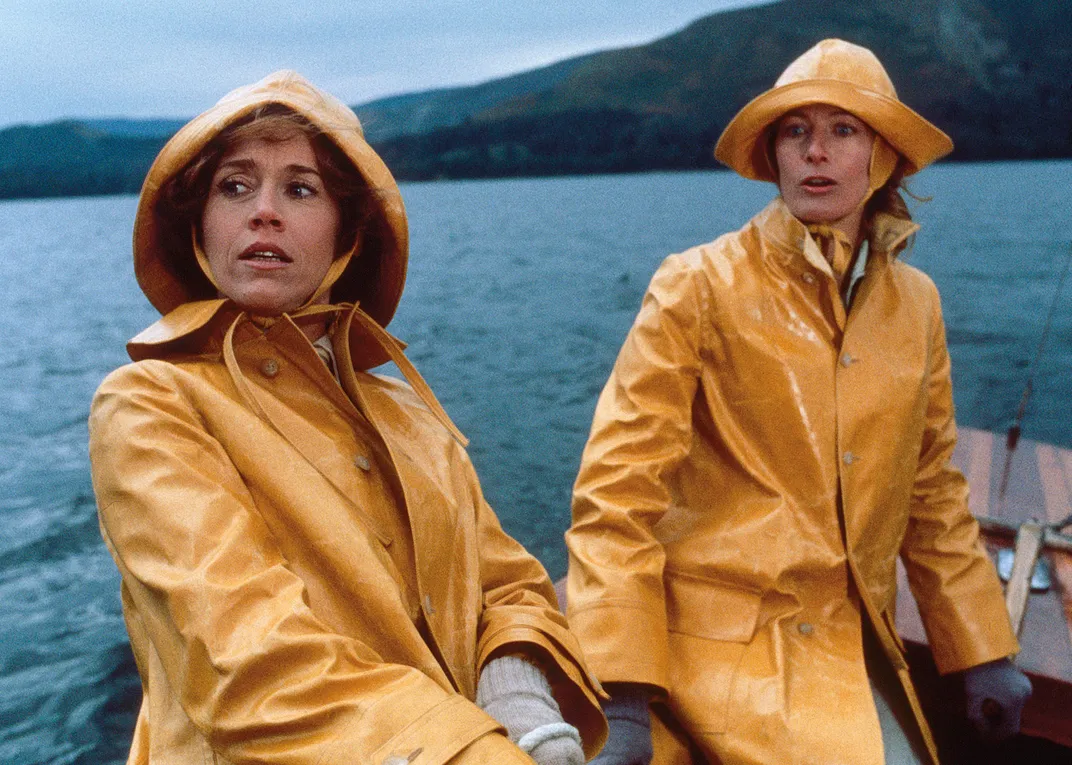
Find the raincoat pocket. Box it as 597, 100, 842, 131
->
664, 570, 762, 734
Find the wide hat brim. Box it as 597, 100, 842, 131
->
714, 79, 953, 182
134, 71, 408, 327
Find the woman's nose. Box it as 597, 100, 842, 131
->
804, 134, 828, 163
249, 190, 283, 229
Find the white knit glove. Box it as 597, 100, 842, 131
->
476, 656, 584, 765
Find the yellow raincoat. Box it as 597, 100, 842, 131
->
566, 198, 1018, 764
90, 72, 604, 765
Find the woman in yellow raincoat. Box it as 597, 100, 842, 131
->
565, 39, 1030, 764
89, 71, 605, 765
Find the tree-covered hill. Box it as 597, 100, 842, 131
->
2, 0, 1068, 200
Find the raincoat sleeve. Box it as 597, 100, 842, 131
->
466, 448, 608, 759
565, 251, 708, 690
899, 284, 1019, 674
90, 362, 532, 765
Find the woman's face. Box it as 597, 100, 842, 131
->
201, 133, 341, 316
774, 104, 875, 236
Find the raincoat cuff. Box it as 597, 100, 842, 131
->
931, 636, 1021, 676
566, 603, 669, 690
922, 591, 1020, 674
478, 621, 608, 759
351, 695, 502, 765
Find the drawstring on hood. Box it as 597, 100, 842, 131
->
191, 225, 359, 310
806, 224, 854, 287
220, 303, 468, 446
807, 132, 898, 279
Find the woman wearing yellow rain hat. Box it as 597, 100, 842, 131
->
89, 70, 607, 764
566, 39, 1030, 764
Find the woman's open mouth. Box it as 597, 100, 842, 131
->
801, 176, 835, 189
239, 245, 293, 264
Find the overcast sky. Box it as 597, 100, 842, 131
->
0, 0, 775, 128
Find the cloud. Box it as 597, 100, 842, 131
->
0, 0, 775, 126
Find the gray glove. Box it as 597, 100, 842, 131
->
590, 685, 653, 765
476, 655, 584, 765
962, 658, 1032, 741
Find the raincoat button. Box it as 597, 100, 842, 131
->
260, 358, 280, 377
383, 751, 423, 765
843, 451, 857, 465
841, 353, 854, 367
798, 622, 814, 636
354, 454, 371, 471
801, 272, 816, 285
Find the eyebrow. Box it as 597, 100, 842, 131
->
782, 108, 862, 121
215, 158, 321, 176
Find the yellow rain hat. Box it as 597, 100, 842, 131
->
714, 39, 953, 182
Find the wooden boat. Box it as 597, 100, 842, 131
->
555, 425, 1072, 759
897, 425, 1072, 758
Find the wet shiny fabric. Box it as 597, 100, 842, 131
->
566, 197, 1019, 765
91, 302, 606, 764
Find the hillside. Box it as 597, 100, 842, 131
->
371, 0, 1072, 179
1, 0, 1069, 198
355, 54, 598, 143
0, 121, 166, 199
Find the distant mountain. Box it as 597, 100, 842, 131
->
354, 54, 598, 143
1, 0, 1069, 199
369, 0, 1072, 179
0, 121, 165, 199
81, 118, 187, 139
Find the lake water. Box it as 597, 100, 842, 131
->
1, 162, 1070, 763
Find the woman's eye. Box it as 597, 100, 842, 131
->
782, 124, 806, 138
287, 182, 317, 199
834, 123, 857, 137
218, 179, 250, 197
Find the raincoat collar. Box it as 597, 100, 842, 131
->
756, 196, 919, 275
127, 300, 468, 447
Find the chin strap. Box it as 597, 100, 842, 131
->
806, 224, 855, 287
334, 303, 468, 446
868, 136, 898, 200
190, 225, 359, 309
804, 135, 899, 284
192, 230, 222, 292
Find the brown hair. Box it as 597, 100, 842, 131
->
158, 104, 374, 261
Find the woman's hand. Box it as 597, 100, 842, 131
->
476, 656, 584, 764
590, 685, 653, 765
962, 658, 1032, 741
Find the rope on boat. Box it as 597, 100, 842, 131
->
997, 241, 1072, 511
